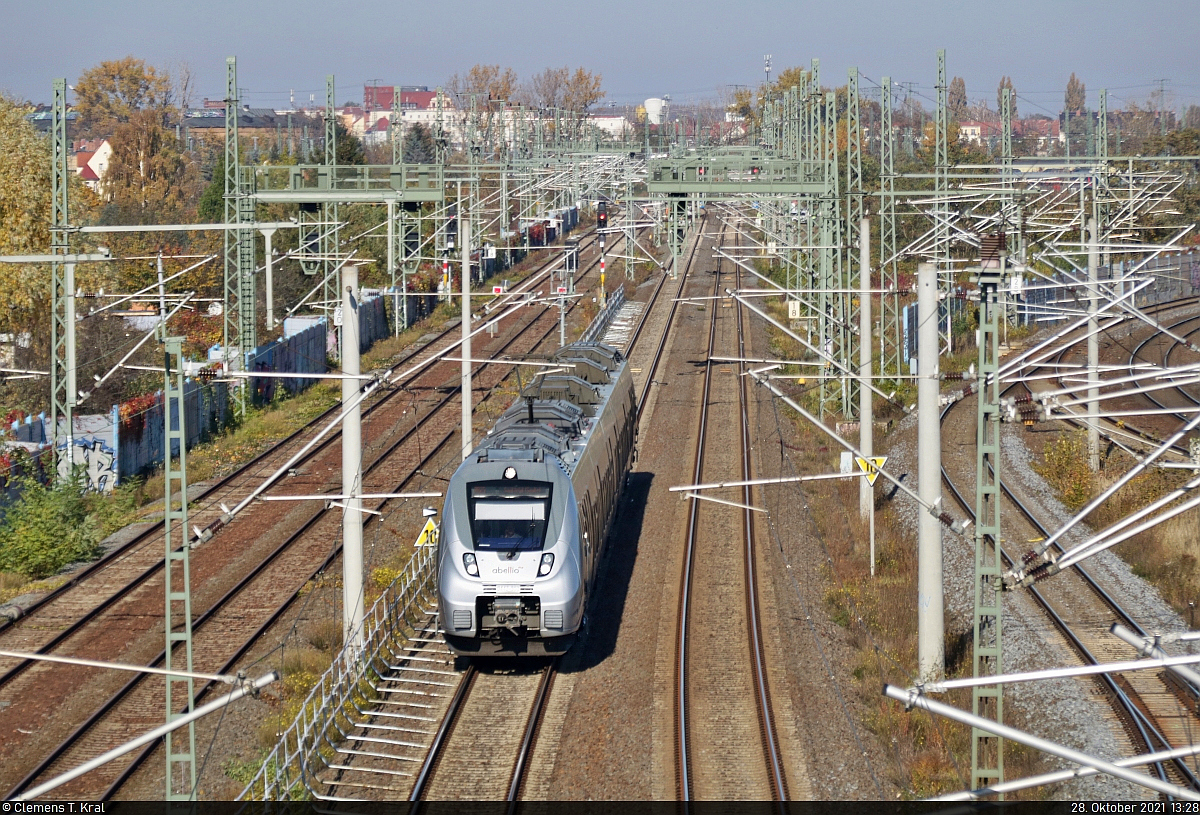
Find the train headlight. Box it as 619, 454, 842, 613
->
538, 553, 554, 577
463, 552, 479, 577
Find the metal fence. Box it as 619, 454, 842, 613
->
358, 294, 389, 352
580, 286, 627, 344
238, 542, 438, 801
1020, 248, 1200, 326
899, 291, 968, 371
115, 378, 230, 480
247, 320, 328, 408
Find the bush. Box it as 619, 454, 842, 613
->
0, 474, 102, 579
1036, 430, 1094, 511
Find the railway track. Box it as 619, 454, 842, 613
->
346, 219, 708, 804
388, 227, 701, 804
0, 229, 607, 639
674, 218, 787, 800
1013, 298, 1200, 460
1130, 310, 1200, 422
227, 223, 681, 804
941, 348, 1200, 793
2, 227, 635, 801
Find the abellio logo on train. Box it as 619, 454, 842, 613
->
491, 566, 522, 575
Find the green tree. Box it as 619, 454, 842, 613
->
333, 119, 365, 165
0, 474, 102, 579
402, 123, 436, 164
197, 152, 224, 222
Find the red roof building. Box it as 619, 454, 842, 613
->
363, 86, 440, 112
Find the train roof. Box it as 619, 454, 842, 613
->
472, 342, 626, 476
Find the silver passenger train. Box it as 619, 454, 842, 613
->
437, 342, 636, 656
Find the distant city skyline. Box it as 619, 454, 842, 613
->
3, 0, 1197, 115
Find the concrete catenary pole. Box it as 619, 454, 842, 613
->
341, 264, 364, 653
262, 228, 277, 331
859, 218, 873, 521
461, 211, 473, 461
917, 262, 945, 680
1088, 216, 1100, 472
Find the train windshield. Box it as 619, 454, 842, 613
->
468, 481, 553, 552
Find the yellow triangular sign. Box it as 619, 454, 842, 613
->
414, 518, 439, 547
855, 455, 888, 486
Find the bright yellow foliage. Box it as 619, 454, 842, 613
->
0, 96, 53, 334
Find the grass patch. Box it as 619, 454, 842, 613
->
761, 315, 1053, 797
139, 381, 340, 503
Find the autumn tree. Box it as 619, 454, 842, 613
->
948, 76, 968, 121
562, 68, 604, 138
74, 57, 173, 137
563, 68, 602, 112
726, 86, 758, 129
0, 96, 122, 415
448, 64, 519, 144
1065, 73, 1086, 113
997, 76, 1017, 118
102, 109, 200, 223
521, 67, 569, 109
773, 66, 808, 94
448, 64, 518, 104
0, 95, 53, 338
721, 66, 808, 138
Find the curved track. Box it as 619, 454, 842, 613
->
941, 319, 1200, 791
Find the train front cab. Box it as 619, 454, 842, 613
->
439, 462, 584, 657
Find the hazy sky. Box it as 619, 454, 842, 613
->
4, 1, 1198, 115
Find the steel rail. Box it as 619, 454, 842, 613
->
407, 667, 476, 804
99, 233, 636, 801
18, 396, 462, 802
621, 252, 673, 358
101, 433, 458, 800
1132, 312, 1200, 418
7, 232, 621, 801
676, 228, 721, 801
733, 239, 788, 803
940, 381, 1198, 788
506, 662, 557, 807
1035, 298, 1200, 458
0, 228, 606, 638
0, 233, 609, 693
636, 221, 707, 421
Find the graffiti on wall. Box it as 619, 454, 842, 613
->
68, 437, 117, 493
